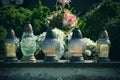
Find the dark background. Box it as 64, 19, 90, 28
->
0, 0, 102, 16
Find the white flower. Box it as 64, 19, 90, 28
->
82, 37, 97, 53
82, 38, 96, 47
52, 28, 66, 59
37, 32, 46, 44
84, 50, 92, 56
63, 19, 69, 26
53, 28, 66, 42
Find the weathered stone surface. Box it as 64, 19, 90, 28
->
0, 61, 120, 80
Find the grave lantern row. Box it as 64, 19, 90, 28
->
4, 23, 111, 63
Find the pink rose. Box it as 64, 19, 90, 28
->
64, 11, 77, 27
64, 11, 71, 19
68, 15, 75, 25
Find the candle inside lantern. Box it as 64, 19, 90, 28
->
97, 29, 111, 62
5, 29, 19, 61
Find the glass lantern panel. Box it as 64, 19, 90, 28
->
6, 43, 16, 57
99, 44, 109, 57
21, 38, 36, 56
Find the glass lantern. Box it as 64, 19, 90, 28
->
5, 29, 19, 62
97, 29, 111, 62
41, 29, 60, 63
20, 23, 37, 61
68, 28, 86, 62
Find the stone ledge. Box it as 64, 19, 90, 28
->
0, 60, 120, 68
0, 61, 120, 80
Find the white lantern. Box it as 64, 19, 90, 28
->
41, 29, 60, 62
68, 28, 85, 62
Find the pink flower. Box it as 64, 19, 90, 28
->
64, 10, 78, 27
64, 11, 71, 19
68, 15, 75, 25
59, 0, 71, 5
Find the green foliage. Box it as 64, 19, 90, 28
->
0, 4, 50, 36
31, 5, 50, 34
0, 26, 6, 59
0, 5, 32, 37
0, 26, 7, 40
77, 19, 86, 34
80, 0, 120, 41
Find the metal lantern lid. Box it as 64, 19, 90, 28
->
5, 29, 19, 44
6, 29, 16, 40
24, 22, 33, 33
22, 22, 35, 38
45, 29, 57, 39
100, 29, 109, 39
72, 28, 83, 38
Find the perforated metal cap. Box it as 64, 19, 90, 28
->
100, 29, 109, 39
72, 28, 83, 38
6, 29, 16, 39
45, 29, 57, 39
24, 23, 33, 33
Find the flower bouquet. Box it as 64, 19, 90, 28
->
46, 0, 79, 32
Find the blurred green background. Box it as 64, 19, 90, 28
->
0, 0, 120, 61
